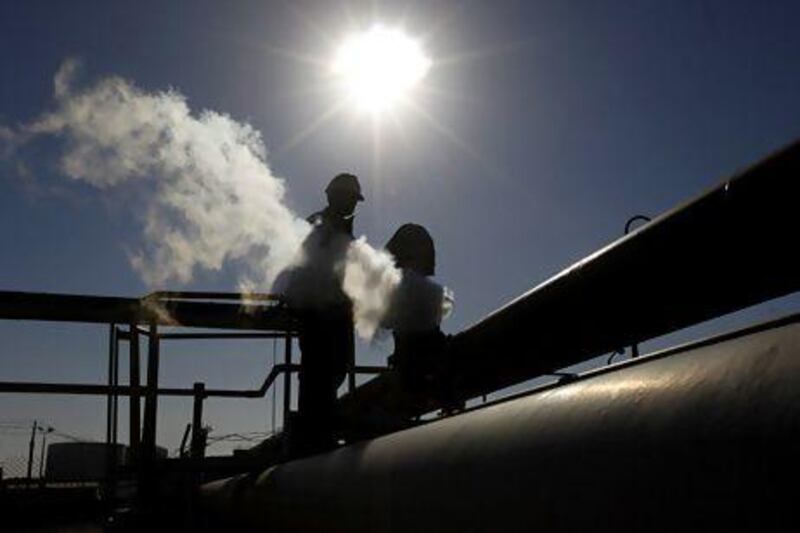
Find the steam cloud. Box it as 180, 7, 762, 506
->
2, 59, 405, 338
343, 238, 403, 339
24, 59, 310, 287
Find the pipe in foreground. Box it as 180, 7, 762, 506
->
202, 315, 800, 532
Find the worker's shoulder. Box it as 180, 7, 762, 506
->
306, 209, 327, 225
306, 208, 354, 239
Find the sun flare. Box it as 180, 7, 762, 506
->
333, 25, 431, 114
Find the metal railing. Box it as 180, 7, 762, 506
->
0, 290, 386, 497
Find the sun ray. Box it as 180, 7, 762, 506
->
415, 81, 479, 107
369, 113, 386, 216
403, 98, 502, 179
417, 2, 467, 45
274, 101, 347, 156
434, 40, 530, 68
211, 25, 329, 69
259, 44, 328, 69
274, 81, 343, 104
284, 1, 347, 50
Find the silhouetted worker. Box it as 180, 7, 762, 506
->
383, 224, 459, 410
285, 172, 363, 455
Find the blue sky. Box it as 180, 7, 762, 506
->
2, 0, 800, 464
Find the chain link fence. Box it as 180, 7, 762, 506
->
0, 454, 43, 480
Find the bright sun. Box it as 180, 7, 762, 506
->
333, 25, 431, 114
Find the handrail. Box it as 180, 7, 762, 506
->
145, 291, 283, 303
0, 290, 299, 331
0, 364, 386, 400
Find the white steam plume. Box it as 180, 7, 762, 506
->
4, 59, 410, 338
343, 238, 403, 339
25, 59, 310, 288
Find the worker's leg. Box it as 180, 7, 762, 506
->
295, 320, 343, 454
295, 326, 326, 454
293, 311, 352, 455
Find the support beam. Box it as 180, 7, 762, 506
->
139, 323, 160, 506
129, 325, 141, 461
105, 324, 119, 492
106, 325, 115, 449
283, 334, 292, 429
112, 329, 119, 447
142, 324, 160, 462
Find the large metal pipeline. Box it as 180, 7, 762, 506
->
443, 139, 800, 401
202, 314, 800, 531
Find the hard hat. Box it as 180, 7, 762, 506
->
386, 223, 436, 276
325, 173, 364, 201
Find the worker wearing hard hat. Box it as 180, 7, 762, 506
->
283, 172, 363, 455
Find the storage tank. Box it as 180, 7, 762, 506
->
46, 443, 128, 481
45, 442, 166, 481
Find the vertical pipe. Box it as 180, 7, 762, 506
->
109, 329, 120, 498
142, 324, 160, 464
139, 323, 160, 506
106, 324, 115, 448
129, 325, 141, 461
191, 382, 205, 459
105, 324, 115, 490
112, 329, 119, 447
272, 339, 277, 435
283, 333, 292, 430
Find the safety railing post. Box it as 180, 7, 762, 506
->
283, 333, 292, 429
129, 324, 141, 462
105, 324, 117, 499
140, 323, 160, 504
